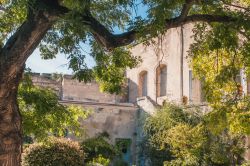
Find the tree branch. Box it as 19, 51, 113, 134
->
0, 0, 67, 75
80, 12, 238, 50
165, 14, 237, 28
77, 0, 197, 50
0, 0, 244, 55
179, 0, 196, 20
0, 6, 6, 12
80, 12, 136, 50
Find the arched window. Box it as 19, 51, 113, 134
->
156, 64, 167, 97
138, 71, 148, 97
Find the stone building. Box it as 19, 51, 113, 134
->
31, 23, 249, 165
127, 24, 203, 107
127, 23, 250, 162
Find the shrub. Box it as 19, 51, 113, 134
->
86, 155, 110, 166
81, 135, 118, 163
143, 103, 246, 165
22, 137, 84, 166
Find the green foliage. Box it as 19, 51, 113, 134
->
22, 137, 84, 166
62, 0, 132, 30
0, 0, 28, 46
189, 22, 250, 135
2, 0, 250, 96
86, 155, 111, 166
144, 0, 184, 29
91, 42, 141, 94
143, 103, 246, 166
144, 103, 201, 149
81, 134, 119, 163
138, 137, 172, 166
115, 138, 131, 151
113, 159, 129, 166
18, 74, 89, 141
164, 124, 207, 166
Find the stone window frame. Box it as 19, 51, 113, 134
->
156, 64, 167, 97
138, 70, 148, 97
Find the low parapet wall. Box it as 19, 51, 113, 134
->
30, 73, 123, 103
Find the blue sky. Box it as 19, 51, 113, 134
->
26, 2, 148, 74
26, 48, 95, 74
26, 49, 73, 74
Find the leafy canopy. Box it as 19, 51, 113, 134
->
0, 0, 141, 92
189, 21, 250, 135
18, 74, 89, 141
1, 0, 250, 95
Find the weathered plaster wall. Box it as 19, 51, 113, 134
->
82, 104, 138, 164
82, 106, 137, 142
60, 100, 138, 165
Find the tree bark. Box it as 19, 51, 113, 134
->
0, 1, 64, 165
0, 67, 24, 166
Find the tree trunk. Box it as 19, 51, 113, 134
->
0, 1, 65, 165
0, 67, 24, 166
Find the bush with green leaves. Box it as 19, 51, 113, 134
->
22, 137, 84, 166
81, 134, 119, 163
143, 103, 246, 166
86, 155, 110, 166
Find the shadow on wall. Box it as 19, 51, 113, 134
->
136, 103, 174, 166
128, 79, 139, 103
136, 106, 168, 166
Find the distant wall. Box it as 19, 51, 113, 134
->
30, 73, 121, 103
62, 75, 118, 102
31, 73, 62, 97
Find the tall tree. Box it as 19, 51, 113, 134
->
0, 0, 250, 165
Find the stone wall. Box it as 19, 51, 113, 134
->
31, 73, 120, 103
62, 75, 118, 102
31, 73, 62, 97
